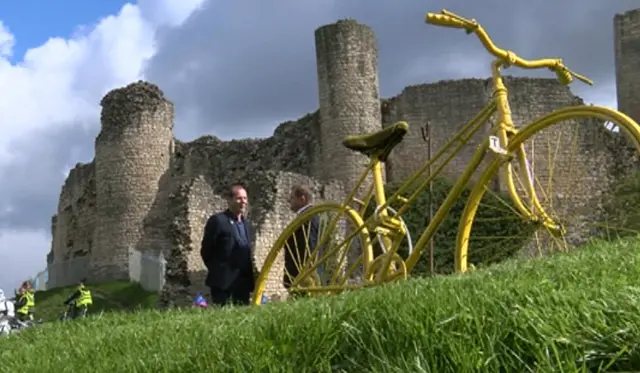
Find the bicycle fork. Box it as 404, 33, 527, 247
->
490, 128, 564, 236
490, 61, 562, 236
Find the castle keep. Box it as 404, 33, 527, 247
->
47, 9, 640, 305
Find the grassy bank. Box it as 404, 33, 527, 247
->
32, 281, 158, 322
3, 239, 640, 372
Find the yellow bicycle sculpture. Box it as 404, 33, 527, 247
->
252, 9, 640, 305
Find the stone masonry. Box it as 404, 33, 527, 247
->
92, 82, 174, 282
316, 20, 383, 194
615, 8, 640, 123
46, 10, 640, 304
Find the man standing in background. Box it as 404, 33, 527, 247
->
200, 183, 256, 306
284, 185, 321, 289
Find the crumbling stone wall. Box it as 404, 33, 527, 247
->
184, 176, 223, 298
315, 19, 383, 197
615, 8, 640, 123
157, 175, 224, 308
92, 81, 174, 282
382, 79, 490, 183
50, 162, 96, 261
48, 162, 96, 287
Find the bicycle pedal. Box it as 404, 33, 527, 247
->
488, 136, 507, 155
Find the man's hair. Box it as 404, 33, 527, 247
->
227, 183, 246, 198
291, 184, 313, 202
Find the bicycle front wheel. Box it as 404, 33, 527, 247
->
457, 105, 640, 272
252, 203, 373, 305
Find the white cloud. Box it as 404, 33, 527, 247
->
0, 21, 14, 58
0, 4, 157, 163
0, 1, 204, 290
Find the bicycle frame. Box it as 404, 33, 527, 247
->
337, 59, 553, 277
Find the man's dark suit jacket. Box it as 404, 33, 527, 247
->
200, 210, 256, 292
284, 212, 320, 288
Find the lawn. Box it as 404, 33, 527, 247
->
31, 281, 158, 322
2, 238, 640, 372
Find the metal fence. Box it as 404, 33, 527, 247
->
46, 256, 91, 290
32, 269, 48, 291
129, 250, 166, 292
43, 250, 166, 292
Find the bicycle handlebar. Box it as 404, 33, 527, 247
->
425, 10, 594, 86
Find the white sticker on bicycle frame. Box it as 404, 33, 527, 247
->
489, 136, 507, 154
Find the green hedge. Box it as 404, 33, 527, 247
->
365, 177, 535, 276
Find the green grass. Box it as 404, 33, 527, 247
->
3, 239, 640, 372
32, 281, 158, 322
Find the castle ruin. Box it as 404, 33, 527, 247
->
46, 9, 640, 305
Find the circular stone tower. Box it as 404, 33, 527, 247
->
91, 81, 174, 281
315, 20, 383, 196
614, 8, 640, 123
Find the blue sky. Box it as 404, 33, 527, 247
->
1, 0, 128, 62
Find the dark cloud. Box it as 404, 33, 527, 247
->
146, 0, 637, 141
0, 229, 49, 292
0, 123, 96, 231
0, 123, 96, 290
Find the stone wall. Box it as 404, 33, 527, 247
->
92, 81, 174, 282
50, 162, 96, 261
315, 19, 383, 197
382, 78, 490, 183
184, 176, 223, 298
157, 175, 221, 308
615, 8, 640, 123
48, 162, 96, 287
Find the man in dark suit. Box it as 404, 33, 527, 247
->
284, 185, 321, 290
200, 183, 256, 306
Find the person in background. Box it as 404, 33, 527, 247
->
13, 280, 35, 322
192, 293, 208, 308
284, 185, 321, 290
63, 278, 93, 319
0, 289, 15, 336
200, 183, 258, 306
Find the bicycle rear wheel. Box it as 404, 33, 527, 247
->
457, 105, 640, 272
251, 203, 373, 305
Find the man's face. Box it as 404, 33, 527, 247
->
289, 192, 305, 212
229, 187, 248, 215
